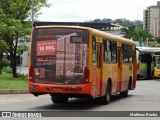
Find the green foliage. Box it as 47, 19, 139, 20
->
17, 73, 28, 80
2, 58, 10, 68
17, 45, 29, 53
86, 18, 143, 27
121, 25, 153, 47
0, 0, 50, 78
132, 26, 153, 46
3, 67, 28, 80
0, 72, 27, 89
155, 36, 160, 44
3, 67, 12, 73
121, 25, 135, 39
151, 42, 156, 47
0, 40, 8, 53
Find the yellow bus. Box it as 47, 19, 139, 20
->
153, 51, 160, 78
28, 23, 137, 104
136, 47, 160, 79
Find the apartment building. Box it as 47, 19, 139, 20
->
144, 1, 160, 37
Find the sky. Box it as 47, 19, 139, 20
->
37, 0, 159, 22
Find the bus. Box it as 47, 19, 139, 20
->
28, 22, 137, 105
153, 51, 160, 78
136, 47, 160, 79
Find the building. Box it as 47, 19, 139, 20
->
143, 1, 160, 37
153, 18, 160, 37
17, 35, 30, 67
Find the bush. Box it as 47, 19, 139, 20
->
17, 73, 28, 80
2, 58, 10, 68
3, 67, 12, 73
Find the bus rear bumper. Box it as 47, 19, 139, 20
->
28, 82, 94, 98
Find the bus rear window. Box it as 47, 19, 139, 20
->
31, 28, 88, 84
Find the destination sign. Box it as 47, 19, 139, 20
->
70, 36, 84, 44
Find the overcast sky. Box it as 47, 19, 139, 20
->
37, 0, 159, 22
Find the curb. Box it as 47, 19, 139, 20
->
0, 90, 29, 94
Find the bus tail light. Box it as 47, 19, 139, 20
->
82, 67, 89, 84
29, 66, 35, 82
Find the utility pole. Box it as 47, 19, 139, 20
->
32, 0, 34, 26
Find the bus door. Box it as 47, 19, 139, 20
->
117, 47, 122, 92
96, 43, 103, 96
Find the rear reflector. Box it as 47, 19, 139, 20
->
29, 66, 35, 82
82, 67, 89, 84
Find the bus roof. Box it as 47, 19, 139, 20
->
91, 28, 136, 45
136, 47, 160, 53
34, 25, 136, 46
33, 22, 119, 31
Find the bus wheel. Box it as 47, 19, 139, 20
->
100, 82, 111, 105
51, 95, 68, 104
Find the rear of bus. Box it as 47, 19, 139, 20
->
28, 26, 91, 103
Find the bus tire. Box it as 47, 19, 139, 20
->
100, 82, 111, 105
51, 95, 68, 104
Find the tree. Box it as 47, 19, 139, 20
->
0, 0, 50, 78
121, 25, 135, 39
132, 26, 144, 46
155, 36, 160, 45
134, 20, 143, 27
101, 18, 112, 23
0, 40, 8, 75
2, 58, 10, 69
92, 19, 102, 23
133, 26, 153, 47
0, 51, 2, 75
121, 25, 153, 47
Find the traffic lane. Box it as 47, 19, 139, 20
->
0, 80, 160, 111
0, 93, 135, 111
33, 79, 160, 111
0, 95, 154, 111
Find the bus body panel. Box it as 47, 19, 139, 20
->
122, 64, 133, 91
154, 67, 160, 78
28, 81, 92, 95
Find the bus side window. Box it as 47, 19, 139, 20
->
111, 41, 117, 63
122, 44, 131, 63
129, 46, 133, 63
92, 36, 96, 63
104, 40, 111, 63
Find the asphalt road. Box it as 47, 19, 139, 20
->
0, 79, 160, 119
